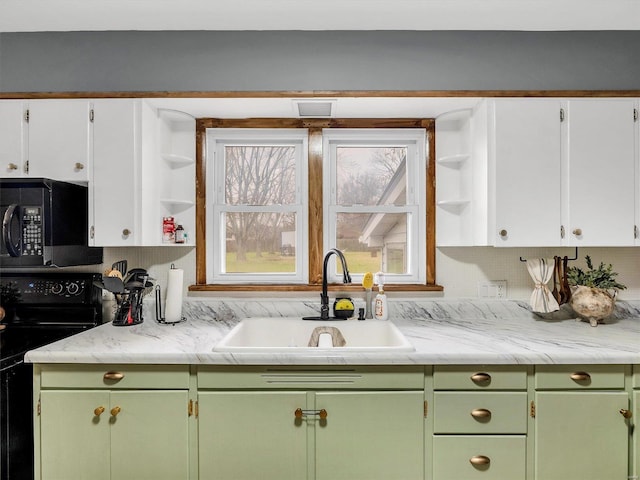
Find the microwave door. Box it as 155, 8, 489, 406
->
1, 204, 22, 257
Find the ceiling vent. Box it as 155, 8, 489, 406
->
292, 99, 336, 118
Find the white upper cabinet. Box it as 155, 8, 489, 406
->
564, 99, 636, 246
491, 99, 562, 246
90, 99, 142, 246
89, 99, 195, 247
440, 97, 639, 247
27, 99, 91, 182
0, 101, 27, 177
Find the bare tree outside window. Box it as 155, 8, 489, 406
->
224, 145, 297, 271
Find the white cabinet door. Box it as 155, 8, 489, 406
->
565, 99, 636, 246
91, 99, 139, 246
0, 101, 27, 177
27, 99, 91, 182
492, 99, 562, 246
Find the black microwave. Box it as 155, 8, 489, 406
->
0, 178, 103, 267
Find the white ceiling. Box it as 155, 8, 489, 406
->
1, 0, 640, 33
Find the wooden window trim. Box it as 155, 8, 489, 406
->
192, 117, 440, 292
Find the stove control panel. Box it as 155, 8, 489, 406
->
0, 273, 100, 305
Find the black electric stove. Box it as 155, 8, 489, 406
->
0, 272, 102, 480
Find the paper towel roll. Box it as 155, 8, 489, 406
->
164, 267, 184, 323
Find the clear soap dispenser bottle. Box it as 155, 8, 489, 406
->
374, 272, 389, 321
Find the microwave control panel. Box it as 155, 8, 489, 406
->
21, 206, 43, 256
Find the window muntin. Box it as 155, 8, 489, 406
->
323, 129, 426, 284
206, 129, 308, 283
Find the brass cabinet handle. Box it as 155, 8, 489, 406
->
294, 408, 327, 419
572, 228, 583, 236
94, 406, 105, 416
470, 372, 491, 384
103, 371, 125, 381
122, 229, 131, 236
75, 162, 85, 170
469, 455, 491, 466
620, 409, 633, 419
498, 229, 508, 238
570, 371, 591, 382
470, 408, 492, 419
110, 406, 121, 417
7, 163, 18, 170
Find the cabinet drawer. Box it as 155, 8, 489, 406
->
433, 366, 527, 390
433, 392, 527, 434
535, 365, 625, 390
198, 365, 425, 390
433, 435, 526, 480
39, 364, 190, 389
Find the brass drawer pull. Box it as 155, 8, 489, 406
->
110, 406, 121, 417
469, 455, 491, 466
470, 372, 491, 384
295, 408, 327, 419
470, 408, 492, 419
620, 409, 632, 419
94, 406, 105, 416
104, 371, 125, 381
570, 371, 591, 382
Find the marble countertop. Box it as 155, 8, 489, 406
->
23, 299, 640, 366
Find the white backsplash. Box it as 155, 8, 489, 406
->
101, 245, 640, 301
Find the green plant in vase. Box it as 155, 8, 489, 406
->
566, 255, 626, 327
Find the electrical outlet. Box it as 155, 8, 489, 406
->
477, 280, 507, 299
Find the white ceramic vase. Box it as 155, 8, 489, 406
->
569, 285, 617, 327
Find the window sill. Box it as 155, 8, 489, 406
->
188, 283, 443, 292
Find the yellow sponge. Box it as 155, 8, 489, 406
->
335, 298, 354, 310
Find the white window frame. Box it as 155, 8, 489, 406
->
322, 128, 426, 284
205, 128, 309, 283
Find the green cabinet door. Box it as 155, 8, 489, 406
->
535, 391, 629, 480
110, 390, 190, 480
314, 391, 424, 480
40, 390, 111, 480
198, 391, 308, 480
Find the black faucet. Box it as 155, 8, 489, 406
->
320, 248, 352, 320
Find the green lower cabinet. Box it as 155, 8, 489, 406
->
198, 390, 424, 480
534, 391, 629, 480
433, 435, 526, 479
198, 391, 308, 480
315, 391, 424, 480
40, 390, 190, 480
40, 390, 111, 480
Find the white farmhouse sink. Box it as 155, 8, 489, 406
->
213, 317, 415, 353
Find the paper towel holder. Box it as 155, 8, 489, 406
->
155, 283, 186, 325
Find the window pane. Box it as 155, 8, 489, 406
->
225, 146, 297, 206
336, 147, 407, 206
336, 212, 407, 275
223, 212, 296, 273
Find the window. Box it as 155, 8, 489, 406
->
194, 118, 437, 291
206, 129, 308, 283
323, 129, 426, 284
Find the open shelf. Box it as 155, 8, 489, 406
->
436, 153, 470, 168
162, 153, 194, 168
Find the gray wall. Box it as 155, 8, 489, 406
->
1, 30, 640, 92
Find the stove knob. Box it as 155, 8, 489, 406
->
66, 282, 80, 295
51, 283, 64, 295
